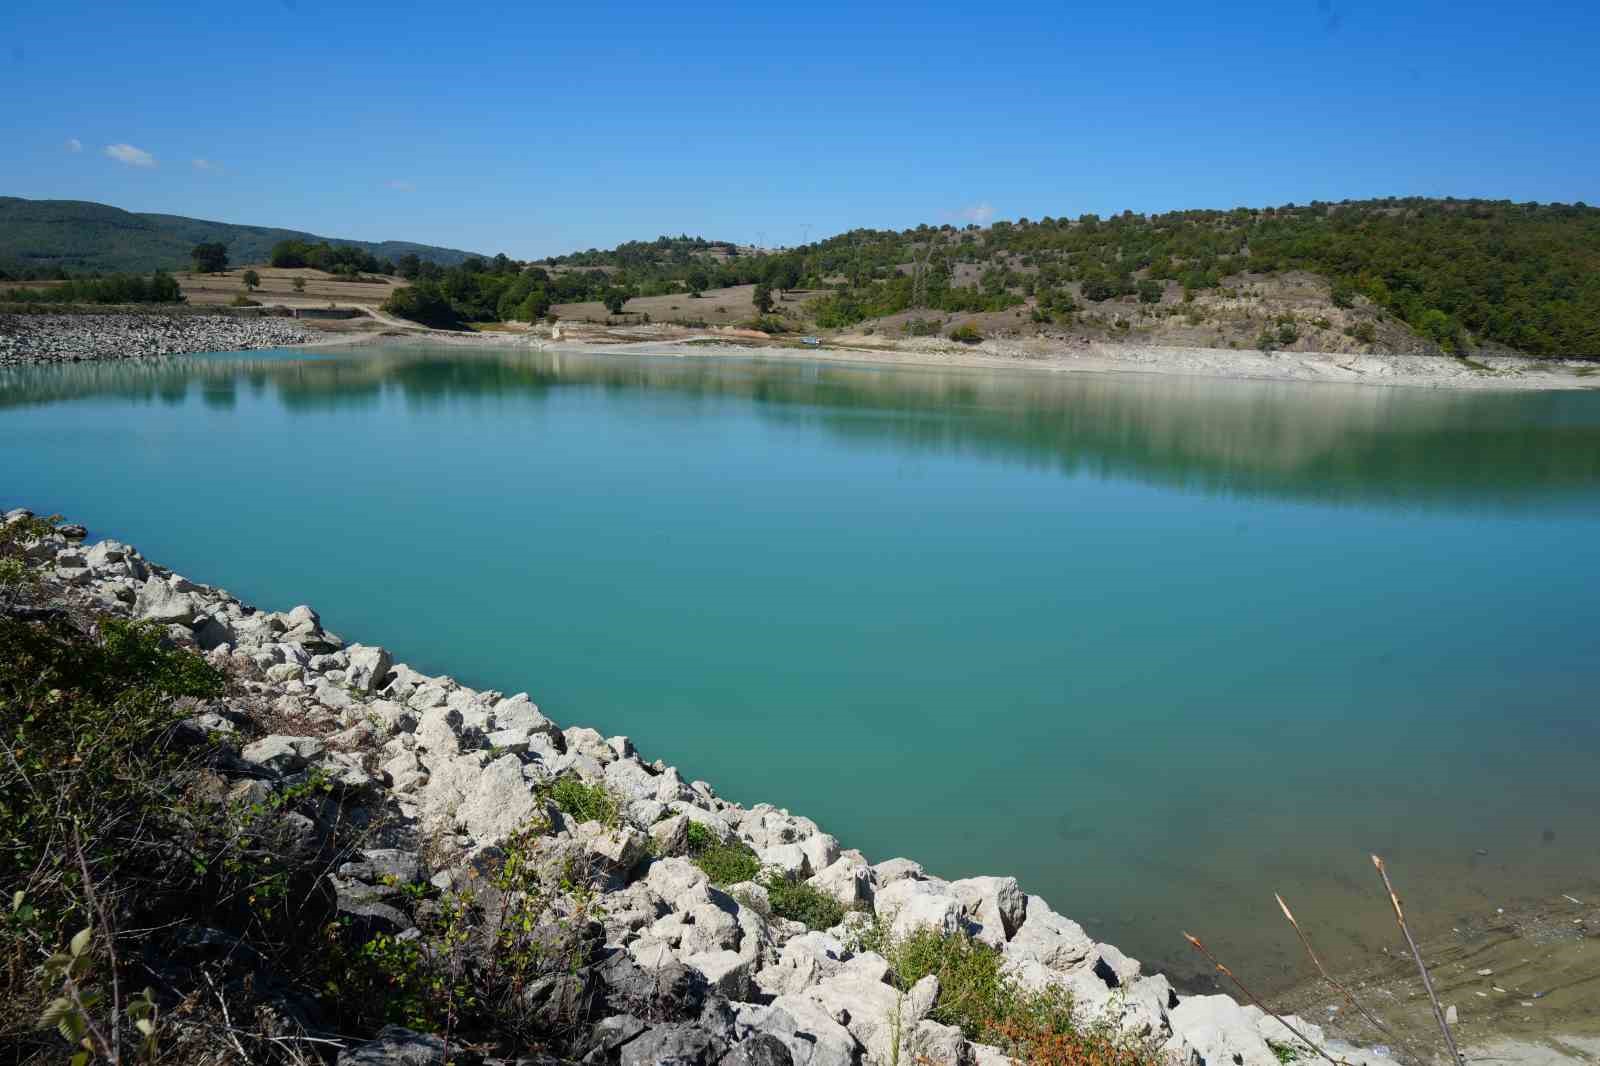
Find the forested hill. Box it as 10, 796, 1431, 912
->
795, 197, 1600, 355
0, 197, 485, 275
515, 198, 1599, 356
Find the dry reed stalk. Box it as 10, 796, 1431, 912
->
1183, 932, 1346, 1066
1275, 892, 1402, 1043
1371, 855, 1463, 1065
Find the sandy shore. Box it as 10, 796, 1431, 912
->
294, 321, 1599, 392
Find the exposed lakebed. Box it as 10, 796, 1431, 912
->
4, 343, 1598, 993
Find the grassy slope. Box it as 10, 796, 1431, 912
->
0, 196, 486, 274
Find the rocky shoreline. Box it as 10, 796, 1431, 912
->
8, 508, 1402, 1066
0, 312, 312, 365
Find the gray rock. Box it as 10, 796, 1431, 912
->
345, 644, 394, 694
454, 754, 538, 843
242, 735, 325, 773
1003, 896, 1094, 972
951, 876, 1027, 946
620, 1024, 726, 1066
336, 1025, 449, 1066
134, 579, 198, 625
720, 1033, 795, 1066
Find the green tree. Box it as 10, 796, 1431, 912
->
1136, 278, 1162, 304
603, 289, 627, 314
772, 259, 803, 293
191, 242, 228, 273
396, 253, 422, 280
381, 282, 462, 329
241, 269, 260, 292
1417, 308, 1461, 352
686, 269, 710, 296
292, 276, 306, 293
752, 283, 773, 314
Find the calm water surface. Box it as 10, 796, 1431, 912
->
5, 344, 1599, 991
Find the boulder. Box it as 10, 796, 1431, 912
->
683, 948, 755, 999
646, 857, 712, 902
808, 858, 873, 908
721, 1033, 796, 1066
739, 1000, 860, 1066
242, 735, 325, 774
619, 1024, 727, 1066
134, 579, 199, 625
651, 813, 691, 856
345, 645, 394, 694
1002, 896, 1093, 972
757, 843, 812, 881
680, 901, 742, 955
586, 826, 649, 885
336, 1025, 450, 1066
871, 857, 925, 885
453, 754, 538, 843
950, 876, 1027, 944
874, 879, 962, 939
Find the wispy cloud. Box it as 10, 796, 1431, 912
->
956, 201, 996, 225
104, 143, 156, 167
386, 179, 415, 192
65, 137, 82, 153
192, 158, 224, 173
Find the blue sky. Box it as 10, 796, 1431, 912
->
2, 0, 1597, 259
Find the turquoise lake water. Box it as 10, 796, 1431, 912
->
4, 344, 1599, 991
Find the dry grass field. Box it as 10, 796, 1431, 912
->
552, 284, 823, 330
174, 266, 410, 309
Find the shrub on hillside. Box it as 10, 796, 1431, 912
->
686, 826, 761, 886
949, 321, 982, 344
759, 872, 845, 930
382, 281, 462, 329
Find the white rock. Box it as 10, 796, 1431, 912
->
242, 735, 324, 773
644, 857, 710, 902
344, 644, 393, 694
871, 857, 925, 885
134, 580, 198, 625
798, 833, 841, 875
736, 1000, 858, 1066
951, 876, 1028, 944
758, 842, 812, 881
1003, 896, 1094, 972
808, 857, 874, 908
684, 949, 754, 999
453, 754, 537, 843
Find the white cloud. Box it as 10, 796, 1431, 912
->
192, 158, 223, 172
65, 137, 82, 153
956, 201, 996, 225
104, 143, 156, 167
385, 179, 415, 192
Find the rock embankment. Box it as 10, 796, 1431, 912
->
0, 312, 311, 365
9, 508, 1403, 1066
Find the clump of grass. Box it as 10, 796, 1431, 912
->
759, 872, 845, 931
1270, 1041, 1302, 1064
542, 776, 620, 827
688, 833, 760, 886
847, 914, 1161, 1066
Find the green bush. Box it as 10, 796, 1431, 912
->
759, 872, 845, 931
949, 321, 982, 344
690, 838, 761, 886
382, 281, 463, 329
844, 916, 1081, 1048
543, 776, 620, 826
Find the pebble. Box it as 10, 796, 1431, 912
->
0, 312, 311, 365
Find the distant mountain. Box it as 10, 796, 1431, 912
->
0, 197, 487, 274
